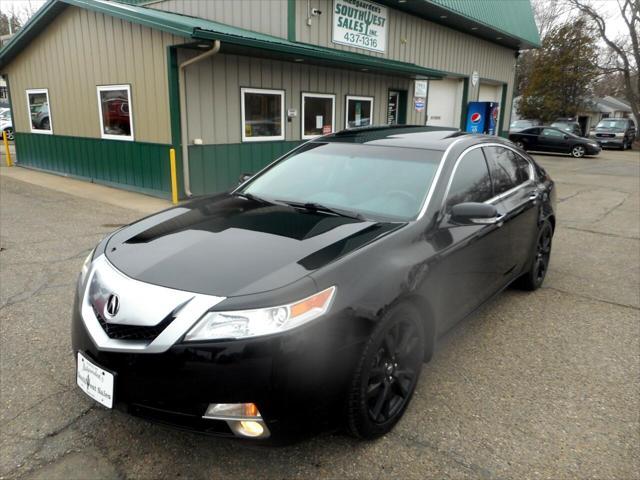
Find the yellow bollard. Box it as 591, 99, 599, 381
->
3, 130, 13, 167
169, 148, 178, 205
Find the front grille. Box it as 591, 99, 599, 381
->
596, 133, 615, 138
93, 306, 175, 341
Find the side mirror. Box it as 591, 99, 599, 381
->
563, 134, 569, 139
450, 202, 504, 225
238, 172, 254, 184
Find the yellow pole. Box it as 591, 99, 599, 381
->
3, 130, 13, 167
169, 148, 178, 205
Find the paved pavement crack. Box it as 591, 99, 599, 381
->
396, 433, 494, 479
541, 286, 639, 311
560, 225, 639, 241
592, 195, 629, 223
1, 405, 96, 480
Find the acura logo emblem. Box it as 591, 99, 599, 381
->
105, 294, 120, 317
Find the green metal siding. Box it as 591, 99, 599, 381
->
15, 133, 172, 198
188, 141, 304, 195
427, 0, 540, 47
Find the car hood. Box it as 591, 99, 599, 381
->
105, 194, 402, 297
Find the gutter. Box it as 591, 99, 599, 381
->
178, 40, 220, 197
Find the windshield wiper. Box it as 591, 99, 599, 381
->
232, 191, 273, 205
275, 200, 366, 221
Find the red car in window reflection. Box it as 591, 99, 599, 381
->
103, 98, 130, 135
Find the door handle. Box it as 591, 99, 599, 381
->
529, 191, 540, 202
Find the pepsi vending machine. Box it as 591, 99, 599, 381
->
465, 101, 500, 134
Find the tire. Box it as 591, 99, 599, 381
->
515, 220, 553, 291
347, 303, 425, 440
515, 140, 525, 150
571, 145, 585, 158
3, 127, 13, 141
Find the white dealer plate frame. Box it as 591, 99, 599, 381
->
76, 352, 115, 408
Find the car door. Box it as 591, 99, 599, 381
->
518, 127, 541, 150
483, 146, 540, 279
427, 147, 511, 329
538, 128, 566, 152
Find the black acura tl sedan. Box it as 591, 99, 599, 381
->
509, 126, 600, 158
73, 126, 556, 442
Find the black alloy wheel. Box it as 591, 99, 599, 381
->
515, 140, 525, 150
347, 303, 425, 439
516, 220, 553, 291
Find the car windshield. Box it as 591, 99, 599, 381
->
597, 119, 627, 129
241, 142, 443, 221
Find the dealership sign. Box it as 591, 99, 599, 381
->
332, 0, 388, 53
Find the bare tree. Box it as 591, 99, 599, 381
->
565, 0, 639, 131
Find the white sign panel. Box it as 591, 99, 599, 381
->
414, 80, 428, 98
333, 0, 388, 53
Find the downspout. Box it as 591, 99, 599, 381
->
179, 40, 220, 197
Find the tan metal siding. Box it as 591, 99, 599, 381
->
5, 6, 183, 144
297, 0, 515, 78
296, 0, 517, 129
149, 0, 288, 38
182, 53, 421, 145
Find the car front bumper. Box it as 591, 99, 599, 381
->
592, 137, 624, 148
71, 290, 367, 442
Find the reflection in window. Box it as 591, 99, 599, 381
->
346, 96, 373, 129
97, 85, 133, 140
484, 147, 531, 195
241, 88, 284, 142
542, 128, 564, 137
26, 89, 52, 133
302, 93, 335, 139
446, 149, 493, 208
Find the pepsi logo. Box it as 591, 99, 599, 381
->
470, 112, 482, 124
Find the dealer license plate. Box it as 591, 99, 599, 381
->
76, 352, 114, 408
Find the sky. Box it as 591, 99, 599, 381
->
0, 0, 632, 41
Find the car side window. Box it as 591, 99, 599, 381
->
525, 128, 541, 135
445, 149, 493, 209
483, 147, 531, 196
542, 128, 564, 137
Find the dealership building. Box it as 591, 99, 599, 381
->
0, 0, 539, 199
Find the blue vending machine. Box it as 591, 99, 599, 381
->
465, 101, 500, 135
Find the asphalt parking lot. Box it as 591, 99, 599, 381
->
1, 148, 638, 479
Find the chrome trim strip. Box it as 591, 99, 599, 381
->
416, 136, 469, 221
80, 255, 226, 353
438, 142, 536, 212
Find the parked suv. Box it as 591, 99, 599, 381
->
589, 118, 636, 150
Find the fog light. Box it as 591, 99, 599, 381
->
229, 420, 266, 438
203, 403, 270, 439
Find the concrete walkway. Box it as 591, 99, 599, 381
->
0, 160, 171, 215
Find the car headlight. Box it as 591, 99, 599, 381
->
78, 249, 95, 289
184, 286, 336, 341
615, 132, 625, 138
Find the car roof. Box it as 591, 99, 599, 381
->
314, 125, 468, 151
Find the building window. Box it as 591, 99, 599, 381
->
345, 96, 374, 129
302, 93, 335, 139
97, 85, 133, 141
26, 88, 52, 134
241, 88, 285, 142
